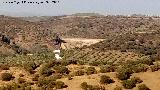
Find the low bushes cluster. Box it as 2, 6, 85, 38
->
122, 77, 143, 89
100, 65, 115, 73
22, 61, 37, 74
122, 79, 136, 89
132, 64, 148, 73
100, 75, 114, 84
53, 66, 70, 74
74, 70, 85, 76
138, 84, 150, 90
130, 77, 143, 84
116, 67, 133, 80
37, 76, 67, 89
150, 62, 160, 72
39, 64, 54, 76
86, 67, 97, 75
0, 73, 14, 81
81, 82, 105, 90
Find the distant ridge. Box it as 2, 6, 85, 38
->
71, 13, 104, 16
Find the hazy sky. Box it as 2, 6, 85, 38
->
0, 0, 160, 16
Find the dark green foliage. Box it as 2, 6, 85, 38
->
47, 60, 56, 67
122, 79, 136, 89
138, 84, 150, 90
150, 63, 160, 72
89, 32, 160, 59
52, 74, 62, 79
130, 77, 143, 84
74, 70, 85, 76
132, 64, 148, 73
89, 60, 101, 66
11, 44, 30, 55
81, 82, 88, 90
100, 75, 114, 84
77, 60, 85, 65
86, 67, 96, 75
1, 73, 14, 81
22, 61, 37, 74
137, 58, 153, 66
37, 76, 56, 87
100, 65, 115, 73
116, 67, 133, 80
54, 66, 70, 74
80, 82, 105, 90
39, 65, 54, 76
60, 60, 70, 66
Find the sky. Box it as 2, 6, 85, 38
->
0, 0, 160, 16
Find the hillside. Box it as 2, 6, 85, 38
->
0, 15, 160, 90
1, 15, 160, 53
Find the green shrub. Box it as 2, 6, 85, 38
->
81, 82, 88, 90
89, 60, 101, 66
67, 59, 78, 65
74, 70, 85, 76
133, 64, 148, 73
39, 64, 54, 76
55, 81, 67, 89
60, 60, 70, 66
150, 63, 160, 72
138, 57, 153, 65
114, 86, 122, 90
52, 74, 62, 79
47, 60, 56, 67
100, 75, 114, 84
37, 76, 56, 87
122, 79, 136, 89
100, 65, 115, 73
131, 77, 143, 84
86, 67, 96, 75
138, 84, 150, 90
77, 60, 85, 65
22, 61, 37, 74
0, 73, 14, 81
116, 69, 132, 80
54, 66, 70, 74
80, 82, 105, 90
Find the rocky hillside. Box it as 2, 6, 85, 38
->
1, 15, 160, 53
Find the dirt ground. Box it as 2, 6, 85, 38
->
0, 65, 160, 90
132, 71, 160, 90
61, 38, 105, 49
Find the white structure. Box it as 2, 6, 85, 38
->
54, 49, 62, 60
55, 54, 62, 60
53, 50, 61, 53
